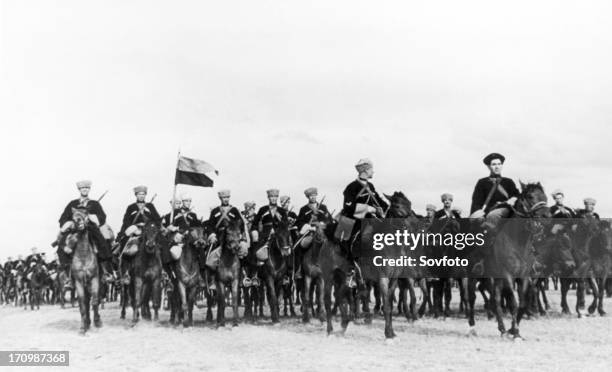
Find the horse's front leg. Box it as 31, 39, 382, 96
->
266, 275, 279, 323
301, 275, 312, 323
587, 276, 600, 315
91, 275, 102, 328
379, 277, 396, 339
324, 279, 333, 335
74, 278, 88, 334
152, 276, 161, 321
231, 277, 240, 326
492, 279, 506, 335
132, 276, 143, 323
516, 278, 529, 325
216, 279, 226, 327
598, 277, 607, 315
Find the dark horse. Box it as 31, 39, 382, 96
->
174, 226, 207, 327
361, 191, 424, 339
560, 218, 612, 317
205, 219, 244, 327
487, 182, 550, 339
130, 221, 164, 323
246, 217, 293, 323
28, 262, 48, 310
66, 208, 102, 334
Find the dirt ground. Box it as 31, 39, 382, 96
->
0, 288, 610, 372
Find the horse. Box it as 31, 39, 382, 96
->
561, 218, 612, 317
246, 217, 293, 324
486, 181, 550, 339
299, 212, 332, 324
205, 218, 244, 327
66, 207, 102, 334
28, 262, 48, 310
360, 191, 426, 339
174, 226, 207, 327
130, 221, 164, 323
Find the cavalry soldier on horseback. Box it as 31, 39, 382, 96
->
340, 158, 388, 284
205, 189, 250, 268
116, 185, 162, 254
577, 197, 600, 220
469, 153, 520, 231
251, 189, 289, 262
56, 180, 114, 281
175, 194, 200, 229
161, 198, 183, 278
242, 201, 257, 230
296, 187, 331, 237
434, 193, 461, 220
550, 189, 577, 219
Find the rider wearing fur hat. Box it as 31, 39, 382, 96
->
56, 180, 114, 281
117, 185, 162, 250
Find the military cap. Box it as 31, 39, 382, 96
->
355, 158, 374, 173
244, 201, 256, 210
583, 197, 596, 205
440, 193, 453, 201
551, 189, 564, 197
217, 189, 231, 198
133, 185, 148, 195
180, 193, 192, 201
426, 204, 437, 211
280, 195, 291, 205
266, 189, 280, 197
483, 153, 505, 165
76, 180, 92, 189
304, 187, 318, 197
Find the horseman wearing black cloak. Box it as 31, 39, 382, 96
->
56, 180, 114, 280
469, 153, 520, 231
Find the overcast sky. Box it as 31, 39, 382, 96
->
1, 0, 611, 260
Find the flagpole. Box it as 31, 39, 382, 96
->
170, 150, 181, 223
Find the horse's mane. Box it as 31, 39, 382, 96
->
519, 181, 545, 195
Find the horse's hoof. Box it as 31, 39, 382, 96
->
79, 329, 87, 335
467, 326, 477, 337
513, 335, 523, 342
588, 306, 596, 315
232, 321, 239, 327
94, 319, 102, 328
598, 309, 606, 316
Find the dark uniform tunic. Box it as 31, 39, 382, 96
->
296, 203, 331, 231
207, 205, 243, 235
433, 209, 461, 220
576, 209, 600, 220
171, 208, 200, 231
58, 198, 111, 262
470, 176, 520, 214
119, 202, 162, 235
550, 205, 576, 219
341, 179, 388, 218
59, 198, 106, 227
251, 205, 288, 243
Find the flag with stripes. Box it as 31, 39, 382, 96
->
174, 156, 218, 187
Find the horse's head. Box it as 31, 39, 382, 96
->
272, 217, 293, 257
384, 192, 412, 218
187, 226, 207, 249
516, 182, 550, 218
71, 207, 89, 231
220, 219, 243, 255
142, 221, 161, 254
